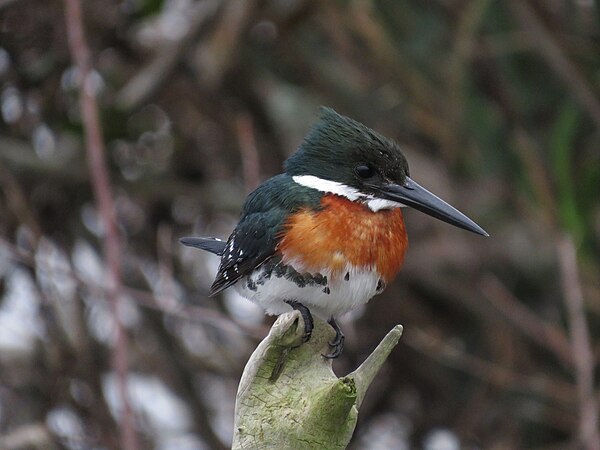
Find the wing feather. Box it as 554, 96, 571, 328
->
209, 212, 282, 296
180, 237, 227, 255
191, 174, 322, 296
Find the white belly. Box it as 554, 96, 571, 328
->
235, 263, 384, 319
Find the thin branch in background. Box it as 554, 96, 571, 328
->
63, 1, 139, 449
142, 308, 230, 450
511, 127, 558, 225
115, 0, 221, 111
156, 223, 178, 311
235, 112, 261, 193
507, 0, 600, 129
346, 1, 450, 144
0, 236, 267, 339
444, 0, 491, 160
0, 423, 56, 450
403, 328, 577, 431
123, 285, 268, 339
0, 165, 42, 240
190, 0, 256, 89
557, 235, 600, 450
480, 274, 573, 367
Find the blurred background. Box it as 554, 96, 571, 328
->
1, 0, 599, 449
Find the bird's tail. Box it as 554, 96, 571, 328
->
179, 237, 226, 256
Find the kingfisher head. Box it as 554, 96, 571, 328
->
285, 107, 488, 236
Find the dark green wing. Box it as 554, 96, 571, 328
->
209, 174, 322, 296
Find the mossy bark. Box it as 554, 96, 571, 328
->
232, 311, 403, 449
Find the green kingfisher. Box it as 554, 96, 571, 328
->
182, 108, 488, 358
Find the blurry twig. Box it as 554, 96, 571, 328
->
408, 268, 574, 366
511, 128, 558, 225
124, 286, 267, 339
0, 237, 123, 448
507, 0, 600, 129
142, 308, 230, 450
480, 274, 572, 367
557, 235, 600, 450
0, 236, 266, 339
63, 0, 138, 449
445, 0, 492, 159
346, 2, 451, 145
404, 328, 576, 429
0, 0, 22, 11
0, 423, 57, 450
0, 164, 42, 239
235, 112, 260, 193
116, 0, 222, 111
190, 0, 256, 89
473, 31, 534, 57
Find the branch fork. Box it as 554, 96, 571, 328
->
233, 311, 403, 450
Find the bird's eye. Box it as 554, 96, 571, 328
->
355, 164, 375, 179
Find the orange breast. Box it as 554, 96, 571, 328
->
278, 194, 408, 281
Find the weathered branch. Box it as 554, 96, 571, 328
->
233, 311, 402, 449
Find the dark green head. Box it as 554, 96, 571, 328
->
284, 107, 488, 237
285, 107, 410, 194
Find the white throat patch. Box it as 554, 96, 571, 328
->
292, 175, 405, 212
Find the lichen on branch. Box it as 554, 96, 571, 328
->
233, 311, 403, 449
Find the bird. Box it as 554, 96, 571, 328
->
181, 107, 488, 358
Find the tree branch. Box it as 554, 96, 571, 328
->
63, 1, 138, 449
232, 312, 402, 449
507, 0, 600, 129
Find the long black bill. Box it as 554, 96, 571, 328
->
371, 177, 489, 236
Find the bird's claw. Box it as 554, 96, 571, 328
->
323, 317, 345, 359
285, 300, 314, 343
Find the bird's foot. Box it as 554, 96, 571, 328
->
284, 300, 314, 343
323, 317, 345, 359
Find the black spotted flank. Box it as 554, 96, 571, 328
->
244, 257, 328, 292
323, 286, 331, 295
